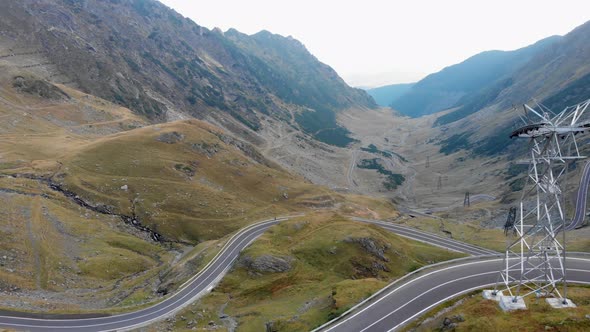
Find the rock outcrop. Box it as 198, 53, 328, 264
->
156, 131, 184, 144
239, 254, 294, 274
344, 236, 391, 261
13, 76, 70, 100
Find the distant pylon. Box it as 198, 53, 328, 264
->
463, 192, 470, 207
425, 156, 430, 168
503, 206, 517, 236
437, 176, 442, 190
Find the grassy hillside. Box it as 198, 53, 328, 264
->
152, 213, 464, 331
406, 286, 590, 331
0, 66, 400, 314
56, 119, 338, 243
0, 66, 179, 311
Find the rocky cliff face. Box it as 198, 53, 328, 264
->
0, 0, 374, 146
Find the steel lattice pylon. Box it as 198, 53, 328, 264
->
494, 99, 590, 306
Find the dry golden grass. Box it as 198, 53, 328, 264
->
160, 212, 464, 331
407, 286, 590, 332
54, 119, 336, 242
0, 67, 406, 315
0, 184, 171, 311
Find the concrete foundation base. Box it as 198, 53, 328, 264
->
499, 296, 527, 311
546, 298, 576, 309
482, 289, 504, 301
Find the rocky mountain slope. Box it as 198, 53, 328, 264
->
0, 0, 375, 148
434, 20, 590, 157
328, 20, 590, 228
390, 36, 560, 118
0, 62, 390, 313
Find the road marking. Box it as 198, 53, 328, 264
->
1, 213, 586, 331
360, 270, 501, 332
321, 259, 503, 331
0, 216, 302, 330
321, 256, 590, 331
378, 224, 492, 255
378, 227, 467, 254
0, 229, 264, 330
355, 218, 497, 255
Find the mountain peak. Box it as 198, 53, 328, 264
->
0, 0, 375, 147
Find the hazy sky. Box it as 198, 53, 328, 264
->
159, 0, 589, 88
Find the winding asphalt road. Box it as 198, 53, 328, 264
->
316, 158, 590, 332
563, 160, 590, 231
316, 254, 590, 332
0, 200, 588, 331
346, 150, 358, 189
355, 218, 497, 256
0, 217, 288, 332
0, 210, 497, 332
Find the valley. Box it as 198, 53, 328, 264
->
0, 63, 404, 320
0, 0, 589, 331
339, 107, 504, 210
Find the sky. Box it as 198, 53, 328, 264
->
159, 0, 589, 88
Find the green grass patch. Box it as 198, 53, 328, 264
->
361, 144, 393, 158
438, 133, 472, 155
173, 213, 464, 331
405, 285, 590, 331
357, 158, 405, 190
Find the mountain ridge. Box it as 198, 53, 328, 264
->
366, 83, 415, 107
390, 35, 561, 117
0, 0, 375, 147
433, 20, 590, 157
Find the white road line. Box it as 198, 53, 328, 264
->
355, 218, 497, 255
1, 213, 585, 331
360, 270, 501, 332
379, 227, 491, 256
322, 257, 590, 331
0, 216, 299, 331
378, 227, 466, 254
0, 230, 263, 330
321, 259, 503, 331
378, 224, 494, 255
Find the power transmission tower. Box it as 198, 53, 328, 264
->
425, 156, 430, 168
463, 192, 470, 207
503, 206, 517, 236
486, 99, 590, 311
437, 176, 442, 190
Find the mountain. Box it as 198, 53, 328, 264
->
0, 59, 392, 312
0, 0, 400, 313
366, 83, 415, 107
0, 0, 375, 147
434, 20, 590, 157
224, 28, 375, 145
390, 36, 560, 117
